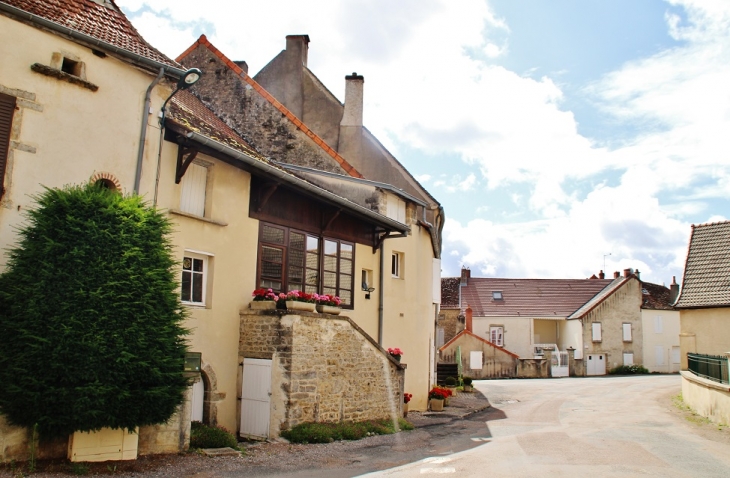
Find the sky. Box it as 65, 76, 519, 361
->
117, 0, 730, 286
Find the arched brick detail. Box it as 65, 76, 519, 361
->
200, 361, 226, 426
89, 171, 122, 191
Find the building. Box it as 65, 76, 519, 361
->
640, 279, 681, 373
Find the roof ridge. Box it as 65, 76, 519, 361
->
177, 35, 363, 179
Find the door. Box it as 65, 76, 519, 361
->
191, 379, 204, 422
240, 358, 272, 439
586, 354, 606, 376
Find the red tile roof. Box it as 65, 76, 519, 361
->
461, 277, 613, 317
176, 35, 364, 179
640, 282, 675, 310
2, 0, 179, 68
675, 220, 730, 308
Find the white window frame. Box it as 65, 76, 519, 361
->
181, 250, 212, 307
490, 326, 504, 347
592, 322, 602, 342
622, 323, 632, 342
391, 252, 403, 279
179, 161, 209, 217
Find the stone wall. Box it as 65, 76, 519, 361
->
240, 309, 405, 436
437, 308, 464, 346
516, 358, 550, 378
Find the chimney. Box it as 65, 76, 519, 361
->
635, 269, 640, 280
614, 271, 620, 279
285, 35, 309, 67
341, 72, 364, 127
599, 270, 605, 279
670, 276, 680, 303
460, 266, 470, 286
623, 268, 632, 277
465, 305, 473, 333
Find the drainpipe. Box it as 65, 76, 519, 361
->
378, 243, 385, 345
134, 67, 165, 194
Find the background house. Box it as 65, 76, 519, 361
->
640, 279, 681, 373
176, 34, 443, 411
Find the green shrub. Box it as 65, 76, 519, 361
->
462, 376, 473, 386
608, 364, 649, 375
0, 184, 189, 437
281, 418, 413, 444
445, 376, 457, 386
190, 421, 239, 449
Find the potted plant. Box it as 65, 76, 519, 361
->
462, 376, 473, 392
387, 347, 404, 362
315, 294, 342, 315
250, 288, 278, 310
284, 290, 316, 312
445, 376, 458, 396
428, 387, 448, 411
403, 393, 412, 417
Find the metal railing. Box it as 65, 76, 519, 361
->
687, 353, 729, 384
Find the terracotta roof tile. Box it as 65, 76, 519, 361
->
3, 0, 179, 68
461, 278, 613, 317
640, 282, 675, 310
176, 35, 364, 179
675, 220, 730, 308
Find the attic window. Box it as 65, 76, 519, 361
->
492, 291, 503, 300
61, 58, 81, 76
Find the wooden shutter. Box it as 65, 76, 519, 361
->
179, 162, 207, 216
0, 93, 16, 198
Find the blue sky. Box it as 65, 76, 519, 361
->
118, 0, 730, 286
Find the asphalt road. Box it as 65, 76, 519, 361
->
363, 375, 730, 477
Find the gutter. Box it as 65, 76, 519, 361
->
185, 132, 410, 234
0, 2, 187, 79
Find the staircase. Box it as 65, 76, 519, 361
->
436, 363, 459, 385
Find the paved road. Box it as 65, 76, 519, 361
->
364, 375, 730, 477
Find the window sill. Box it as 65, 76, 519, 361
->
30, 63, 98, 91
170, 209, 228, 226
182, 302, 208, 309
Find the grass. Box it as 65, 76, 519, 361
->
673, 394, 727, 430
281, 418, 414, 444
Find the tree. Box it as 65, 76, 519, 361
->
0, 184, 189, 437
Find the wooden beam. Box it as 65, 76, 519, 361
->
257, 182, 279, 212
175, 145, 199, 184
323, 209, 341, 231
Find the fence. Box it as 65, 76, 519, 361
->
687, 353, 729, 384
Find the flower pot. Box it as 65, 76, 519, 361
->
390, 354, 401, 363
403, 402, 409, 417
463, 385, 473, 392
250, 300, 277, 310
447, 386, 457, 397
286, 300, 316, 312
316, 304, 341, 315
429, 398, 444, 411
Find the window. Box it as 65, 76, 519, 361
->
361, 269, 373, 290
622, 323, 632, 342
257, 223, 354, 307
391, 252, 403, 278
592, 322, 602, 342
180, 162, 208, 216
492, 291, 503, 300
623, 353, 634, 366
470, 351, 483, 370
386, 194, 406, 223
654, 316, 663, 334
490, 326, 504, 347
0, 93, 16, 199
181, 252, 209, 306
437, 328, 445, 348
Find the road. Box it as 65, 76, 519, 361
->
364, 375, 730, 477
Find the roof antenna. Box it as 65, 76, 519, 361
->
603, 253, 611, 273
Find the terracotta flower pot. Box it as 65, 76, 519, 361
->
429, 398, 444, 411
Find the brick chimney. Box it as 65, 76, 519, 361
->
599, 270, 605, 279
614, 271, 620, 279
669, 276, 680, 303
285, 35, 309, 67
623, 268, 632, 277
460, 266, 470, 286
341, 72, 364, 127
465, 305, 473, 333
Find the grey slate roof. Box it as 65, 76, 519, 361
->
675, 221, 730, 308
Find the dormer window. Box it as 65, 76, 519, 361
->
492, 291, 503, 300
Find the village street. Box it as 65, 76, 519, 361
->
366, 375, 730, 477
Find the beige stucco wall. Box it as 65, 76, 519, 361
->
559, 318, 585, 359
581, 278, 643, 371
641, 309, 681, 373
0, 14, 175, 269
472, 316, 531, 357
440, 333, 517, 379
679, 307, 730, 370
681, 371, 730, 426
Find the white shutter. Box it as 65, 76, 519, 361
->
470, 351, 483, 370
592, 323, 602, 341
623, 323, 632, 341
623, 353, 634, 366
654, 316, 663, 334
180, 162, 207, 216
671, 346, 681, 364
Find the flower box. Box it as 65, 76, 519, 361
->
286, 300, 316, 312
429, 398, 444, 411
316, 304, 341, 315
250, 301, 276, 310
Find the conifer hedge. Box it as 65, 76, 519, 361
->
0, 184, 189, 437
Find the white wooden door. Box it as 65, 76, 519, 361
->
586, 354, 606, 376
191, 379, 204, 422
240, 358, 272, 439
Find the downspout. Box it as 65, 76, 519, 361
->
135, 68, 165, 194
378, 242, 385, 345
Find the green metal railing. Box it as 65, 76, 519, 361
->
687, 353, 729, 384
